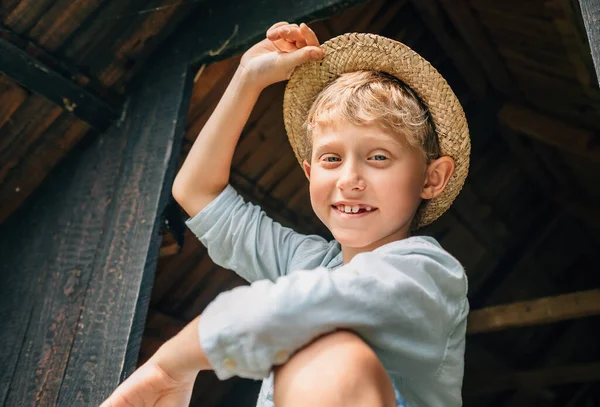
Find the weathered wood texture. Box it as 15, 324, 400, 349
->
577, 0, 600, 85
0, 36, 117, 130
468, 0, 600, 130
467, 289, 600, 334
499, 103, 600, 163
0, 74, 92, 224
408, 0, 488, 100
0, 1, 207, 225
465, 362, 600, 397
0, 23, 195, 407
437, 0, 520, 98
1, 0, 203, 91
190, 0, 369, 67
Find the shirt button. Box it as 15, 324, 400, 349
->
223, 358, 237, 371
274, 351, 290, 364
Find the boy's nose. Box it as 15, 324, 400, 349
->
336, 164, 366, 192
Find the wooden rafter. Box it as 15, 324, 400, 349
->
499, 126, 600, 230
436, 0, 520, 98
190, 0, 368, 68
467, 289, 600, 334
464, 362, 600, 397
577, 0, 600, 85
407, 0, 488, 100
498, 103, 600, 163
0, 36, 117, 131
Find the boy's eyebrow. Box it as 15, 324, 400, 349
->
313, 132, 405, 151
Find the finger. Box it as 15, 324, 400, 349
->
277, 24, 306, 45
267, 23, 297, 40
266, 21, 288, 37
295, 39, 307, 48
272, 38, 297, 53
300, 23, 320, 47
279, 46, 324, 74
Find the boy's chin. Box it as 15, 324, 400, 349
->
331, 231, 378, 249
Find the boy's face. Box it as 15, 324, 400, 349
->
303, 122, 428, 251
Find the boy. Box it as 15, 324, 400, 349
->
101, 21, 470, 407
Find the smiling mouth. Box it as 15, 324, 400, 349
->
332, 205, 378, 215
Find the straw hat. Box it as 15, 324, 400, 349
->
283, 33, 470, 228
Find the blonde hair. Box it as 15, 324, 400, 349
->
303, 70, 441, 163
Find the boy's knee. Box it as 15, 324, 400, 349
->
273, 330, 396, 407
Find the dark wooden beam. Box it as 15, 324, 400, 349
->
190, 0, 368, 68
0, 36, 117, 131
468, 289, 600, 334
577, 0, 600, 85
0, 23, 195, 407
407, 0, 488, 100
436, 0, 520, 98
499, 126, 600, 230
464, 362, 600, 397
498, 103, 600, 163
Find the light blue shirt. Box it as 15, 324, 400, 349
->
186, 185, 469, 407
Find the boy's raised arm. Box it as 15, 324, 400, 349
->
172, 67, 262, 217
172, 22, 324, 218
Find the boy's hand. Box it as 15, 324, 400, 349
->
100, 315, 209, 407
99, 359, 196, 407
240, 22, 324, 90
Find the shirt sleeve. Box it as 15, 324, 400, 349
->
198, 239, 469, 380
185, 185, 332, 282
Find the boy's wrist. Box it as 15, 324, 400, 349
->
234, 64, 270, 94
150, 315, 210, 382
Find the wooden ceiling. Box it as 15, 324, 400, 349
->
0, 0, 200, 223
1, 0, 600, 406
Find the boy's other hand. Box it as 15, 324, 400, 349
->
240, 22, 324, 90
99, 359, 196, 407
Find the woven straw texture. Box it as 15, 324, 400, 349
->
283, 33, 470, 228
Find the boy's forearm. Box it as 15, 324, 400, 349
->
172, 66, 263, 217
151, 314, 211, 382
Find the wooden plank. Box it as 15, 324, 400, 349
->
0, 115, 90, 224
28, 0, 105, 52
0, 22, 196, 407
0, 74, 27, 129
503, 320, 599, 407
407, 0, 488, 100
464, 362, 600, 397
0, 97, 63, 183
190, 0, 368, 67
0, 37, 117, 131
498, 103, 600, 163
467, 289, 600, 334
61, 0, 149, 64
93, 0, 199, 89
437, 0, 520, 98
0, 22, 122, 105
2, 0, 54, 34
577, 0, 600, 85
498, 127, 600, 229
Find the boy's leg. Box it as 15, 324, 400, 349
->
273, 330, 397, 407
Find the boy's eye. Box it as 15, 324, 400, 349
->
324, 156, 341, 162
370, 154, 388, 161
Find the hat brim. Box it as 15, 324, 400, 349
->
283, 33, 470, 228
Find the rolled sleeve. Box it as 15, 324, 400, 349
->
185, 185, 330, 283
198, 241, 468, 380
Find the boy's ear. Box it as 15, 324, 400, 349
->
302, 160, 311, 180
421, 156, 455, 200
